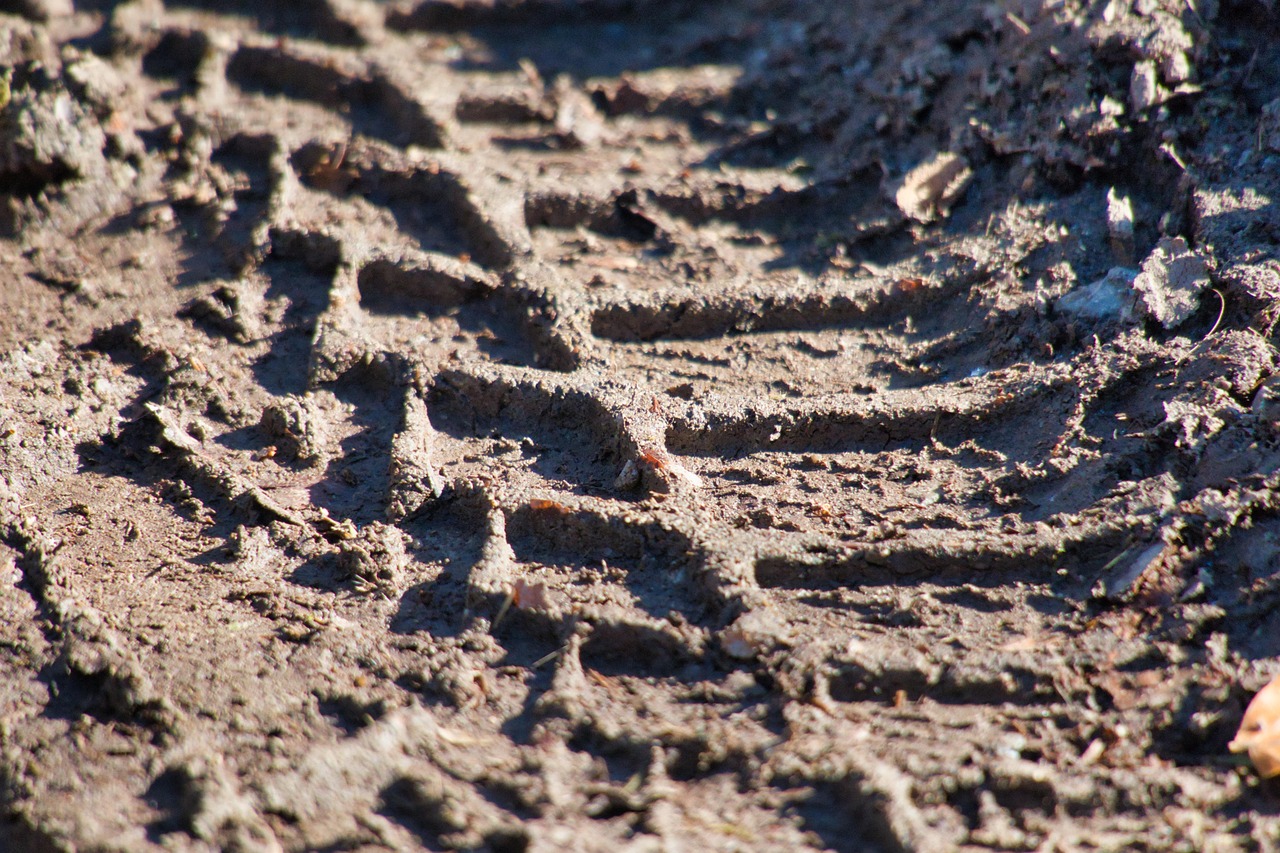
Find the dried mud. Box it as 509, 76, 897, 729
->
2, 1, 1280, 850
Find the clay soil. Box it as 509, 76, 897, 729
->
3, 0, 1280, 850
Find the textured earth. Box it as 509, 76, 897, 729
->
3, 1, 1280, 850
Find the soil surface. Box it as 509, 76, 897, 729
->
3, 1, 1280, 850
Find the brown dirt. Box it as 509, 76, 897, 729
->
3, 0, 1280, 850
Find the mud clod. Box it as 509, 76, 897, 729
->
1132, 236, 1211, 330
259, 394, 332, 466
893, 152, 972, 224
0, 63, 107, 231
338, 520, 410, 598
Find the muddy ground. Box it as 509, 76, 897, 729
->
2, 0, 1280, 850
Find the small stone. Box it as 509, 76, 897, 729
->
1056, 267, 1139, 324
613, 458, 640, 491
1099, 95, 1126, 118
1129, 60, 1162, 112
1106, 187, 1135, 266
1162, 50, 1192, 85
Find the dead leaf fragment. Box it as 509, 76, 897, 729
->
1229, 675, 1280, 778
512, 578, 555, 612
894, 152, 972, 223
529, 497, 568, 514
584, 255, 639, 271
636, 447, 702, 490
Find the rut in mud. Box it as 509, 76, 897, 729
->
3, 0, 1280, 850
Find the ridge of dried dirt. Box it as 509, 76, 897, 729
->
3, 1, 1280, 850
